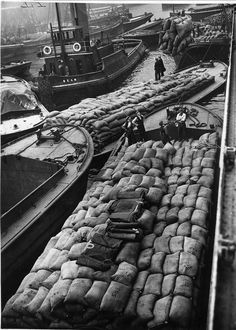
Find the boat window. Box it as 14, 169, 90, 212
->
1, 81, 39, 116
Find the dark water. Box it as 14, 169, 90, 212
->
24, 3, 225, 118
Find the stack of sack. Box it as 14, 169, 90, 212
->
194, 24, 229, 42
2, 131, 219, 329
44, 70, 214, 154
158, 15, 194, 56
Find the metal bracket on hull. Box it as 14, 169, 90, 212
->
224, 146, 236, 171
218, 234, 236, 264
36, 128, 61, 145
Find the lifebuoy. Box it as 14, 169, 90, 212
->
73, 42, 81, 52
43, 46, 52, 55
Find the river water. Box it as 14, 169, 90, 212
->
24, 2, 225, 118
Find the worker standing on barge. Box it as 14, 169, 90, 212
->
132, 110, 146, 142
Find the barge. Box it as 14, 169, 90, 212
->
2, 102, 222, 328
0, 60, 32, 77
43, 60, 227, 161
1, 125, 94, 305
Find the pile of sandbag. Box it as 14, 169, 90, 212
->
2, 131, 219, 329
44, 71, 214, 154
158, 15, 194, 56
194, 24, 228, 42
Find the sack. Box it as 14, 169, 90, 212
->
147, 295, 172, 328
176, 184, 189, 195
137, 294, 156, 321
84, 281, 109, 310
111, 261, 138, 286
191, 225, 208, 247
146, 187, 163, 205
174, 275, 193, 298
177, 222, 191, 236
178, 207, 194, 223
61, 261, 79, 280
93, 264, 118, 282
196, 197, 210, 213
137, 248, 153, 270
64, 278, 91, 305
171, 194, 184, 207
141, 233, 156, 250
143, 273, 163, 296
154, 236, 171, 254
161, 194, 173, 207
161, 274, 177, 296
150, 252, 166, 273
124, 289, 140, 317
157, 205, 169, 221
139, 158, 152, 170
179, 252, 198, 277
184, 237, 203, 259
116, 242, 141, 266
100, 281, 131, 313
137, 209, 156, 234
162, 223, 178, 237
153, 222, 166, 236
163, 252, 180, 275
166, 206, 179, 224
68, 242, 87, 259
169, 236, 184, 253
198, 186, 212, 199
169, 295, 192, 327
191, 209, 208, 229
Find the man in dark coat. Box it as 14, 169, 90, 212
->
158, 56, 166, 77
132, 110, 146, 141
122, 117, 136, 145
154, 56, 166, 81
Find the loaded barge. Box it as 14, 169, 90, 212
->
2, 100, 222, 328
43, 60, 227, 160
1, 125, 94, 305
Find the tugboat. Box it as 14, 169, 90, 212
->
38, 3, 146, 111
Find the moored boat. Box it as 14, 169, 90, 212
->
90, 12, 154, 42
1, 102, 222, 329
1, 60, 32, 77
37, 3, 147, 111
123, 12, 153, 33
0, 75, 49, 145
121, 19, 163, 48
174, 37, 230, 70
1, 124, 94, 305
185, 4, 234, 22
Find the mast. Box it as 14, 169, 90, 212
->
55, 3, 67, 65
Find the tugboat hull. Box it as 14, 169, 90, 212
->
39, 39, 147, 111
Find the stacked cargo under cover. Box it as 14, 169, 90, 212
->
2, 132, 218, 329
